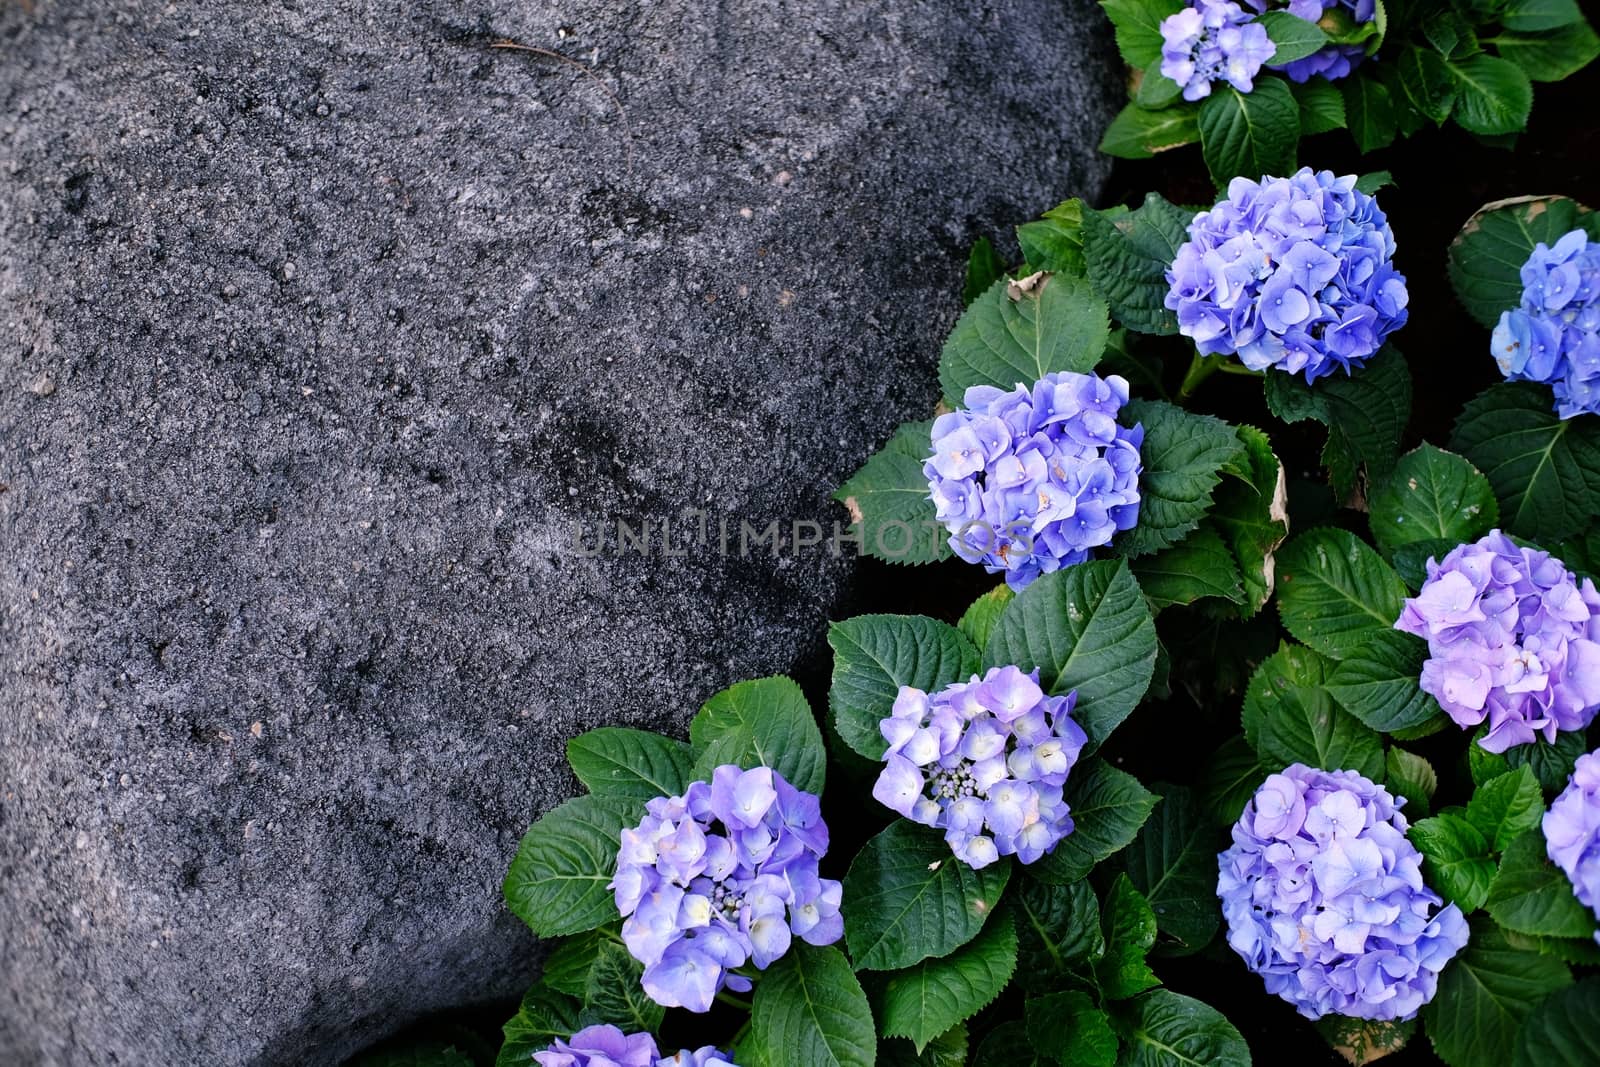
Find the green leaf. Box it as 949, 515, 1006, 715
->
880, 911, 1018, 1052
957, 586, 1014, 654
843, 821, 1011, 971
1257, 10, 1332, 61
1135, 65, 1186, 109
1392, 538, 1457, 590
984, 561, 1158, 747
829, 615, 981, 760
1447, 54, 1533, 135
1368, 444, 1498, 558
1324, 630, 1444, 735
1276, 528, 1409, 661
1466, 765, 1544, 852
690, 675, 826, 794
1341, 75, 1398, 151
1017, 199, 1089, 276
1114, 989, 1253, 1067
1012, 876, 1105, 974
1242, 642, 1332, 751
1031, 759, 1160, 884
1263, 344, 1411, 501
971, 1022, 1047, 1067
1500, 0, 1584, 32
1197, 80, 1300, 189
1354, 170, 1394, 195
504, 795, 637, 938
1506, 730, 1588, 791
1410, 812, 1496, 911
834, 420, 948, 566
498, 985, 586, 1067
939, 273, 1112, 407
1314, 1016, 1415, 1066
880, 1025, 970, 1067
1209, 425, 1290, 615
1100, 0, 1186, 67
1502, 927, 1600, 966
583, 941, 664, 1034
1423, 920, 1572, 1067
1256, 680, 1387, 782
1398, 45, 1457, 122
566, 728, 693, 801
1292, 78, 1347, 134
1081, 193, 1194, 336
1451, 381, 1600, 542
1095, 873, 1161, 1000
1101, 102, 1202, 159
1493, 23, 1600, 83
1130, 526, 1246, 611
1027, 991, 1119, 1067
751, 943, 877, 1067
1513, 977, 1600, 1067
964, 237, 1007, 308
1386, 747, 1439, 819
1125, 786, 1221, 955
1487, 828, 1597, 939
1117, 402, 1247, 558
540, 928, 608, 996
1201, 736, 1269, 827
1447, 195, 1600, 327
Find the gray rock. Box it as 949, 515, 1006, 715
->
0, 1, 1118, 1063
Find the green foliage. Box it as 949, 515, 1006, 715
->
879, 913, 1018, 1052
1275, 528, 1409, 661
1410, 811, 1496, 911
1129, 526, 1245, 611
1314, 1016, 1416, 1066
1030, 759, 1159, 885
938, 273, 1112, 407
957, 586, 1014, 652
964, 237, 1007, 308
565, 728, 693, 801
1264, 345, 1412, 501
690, 675, 826, 794
1101, 103, 1202, 159
1099, 0, 1185, 67
1367, 444, 1498, 558
1512, 978, 1600, 1066
984, 561, 1159, 747
504, 795, 638, 938
842, 821, 1011, 971
1201, 736, 1269, 827
1256, 11, 1331, 61
1095, 874, 1162, 999
834, 420, 949, 566
1324, 631, 1443, 736
583, 941, 664, 1034
1386, 747, 1439, 819
1116, 401, 1246, 557
1423, 920, 1573, 1067
1487, 829, 1597, 940
1017, 199, 1090, 276
1113, 989, 1253, 1067
1198, 81, 1300, 188
1209, 424, 1290, 616
1027, 990, 1120, 1066
751, 944, 877, 1067
1447, 196, 1600, 327
1124, 786, 1222, 955
498, 985, 586, 1067
1507, 731, 1589, 791
1012, 877, 1105, 974
828, 615, 981, 760
1081, 193, 1193, 336
1465, 765, 1545, 852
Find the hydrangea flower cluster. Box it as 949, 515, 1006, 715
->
1544, 750, 1600, 942
1217, 765, 1470, 1021
1242, 0, 1372, 82
1394, 530, 1600, 753
871, 666, 1087, 869
610, 765, 843, 1012
925, 372, 1143, 591
533, 1025, 737, 1067
1165, 167, 1409, 381
1158, 0, 1277, 101
1491, 228, 1600, 419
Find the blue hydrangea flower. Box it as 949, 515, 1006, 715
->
1159, 0, 1277, 101
1491, 228, 1600, 419
1242, 0, 1373, 82
610, 765, 842, 1012
1394, 530, 1600, 753
925, 372, 1143, 591
1165, 167, 1409, 382
534, 1027, 740, 1067
1544, 750, 1600, 942
871, 666, 1088, 868
1218, 765, 1470, 1021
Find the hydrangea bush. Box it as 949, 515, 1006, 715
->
1490, 228, 1600, 419
466, 182, 1600, 1067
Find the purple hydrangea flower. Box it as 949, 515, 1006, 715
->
925, 372, 1143, 591
609, 765, 842, 1013
1394, 530, 1600, 753
1159, 0, 1277, 101
1491, 228, 1600, 419
1241, 0, 1373, 82
535, 1024, 659, 1067
1544, 750, 1600, 942
1165, 167, 1409, 382
658, 1048, 740, 1067
871, 666, 1088, 868
1218, 765, 1470, 1021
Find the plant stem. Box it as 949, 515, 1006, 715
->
715, 990, 753, 1012
1176, 351, 1219, 401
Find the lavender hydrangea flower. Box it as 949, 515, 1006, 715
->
1490, 228, 1600, 419
1159, 0, 1277, 101
534, 1024, 660, 1067
925, 372, 1143, 591
1241, 0, 1373, 82
871, 666, 1088, 868
1394, 530, 1600, 753
1218, 765, 1470, 1021
610, 765, 843, 1012
1165, 167, 1409, 382
659, 1048, 739, 1067
1544, 750, 1600, 942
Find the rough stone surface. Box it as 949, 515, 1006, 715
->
0, 1, 1119, 1063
